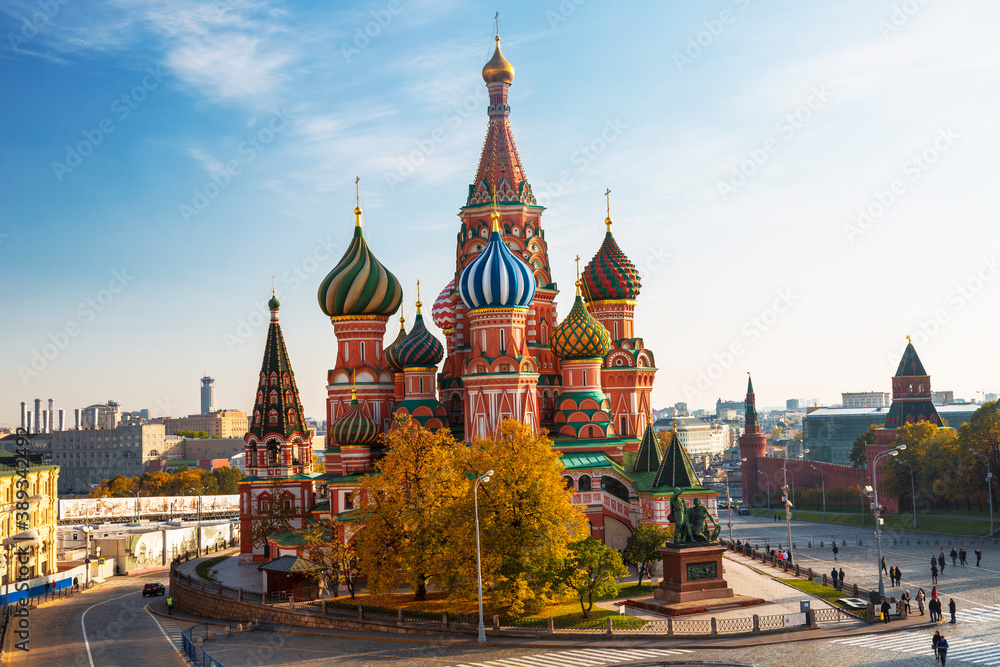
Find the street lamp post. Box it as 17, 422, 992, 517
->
474, 470, 493, 644
969, 449, 995, 536
870, 444, 905, 599
898, 460, 916, 530
728, 458, 747, 542
781, 451, 807, 564
757, 470, 771, 510
810, 465, 826, 521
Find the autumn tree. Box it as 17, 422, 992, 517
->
849, 425, 878, 468
623, 524, 670, 586
437, 420, 589, 616
557, 537, 628, 618
959, 400, 1000, 509
353, 419, 465, 600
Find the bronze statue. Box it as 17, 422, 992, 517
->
668, 489, 721, 544
668, 488, 692, 543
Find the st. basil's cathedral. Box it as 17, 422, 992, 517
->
238, 34, 718, 563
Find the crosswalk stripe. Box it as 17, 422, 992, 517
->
442, 648, 696, 667
530, 655, 592, 667
502, 658, 572, 667
570, 649, 641, 660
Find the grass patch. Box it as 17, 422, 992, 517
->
318, 582, 653, 629
780, 578, 852, 608
749, 509, 992, 536
195, 555, 229, 582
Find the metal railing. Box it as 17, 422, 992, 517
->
180, 615, 271, 667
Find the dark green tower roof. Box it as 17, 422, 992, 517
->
248, 298, 309, 441
652, 427, 702, 489
895, 340, 928, 377
633, 422, 661, 473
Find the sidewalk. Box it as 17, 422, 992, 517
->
174, 548, 262, 592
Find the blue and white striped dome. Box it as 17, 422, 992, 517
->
458, 222, 536, 312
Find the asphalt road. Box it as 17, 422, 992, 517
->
11, 571, 190, 667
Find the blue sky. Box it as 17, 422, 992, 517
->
2, 0, 998, 426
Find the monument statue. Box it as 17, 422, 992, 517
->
668, 489, 721, 545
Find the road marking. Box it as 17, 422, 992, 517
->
440, 648, 694, 667
144, 602, 188, 661
830, 632, 1000, 665
81, 591, 138, 667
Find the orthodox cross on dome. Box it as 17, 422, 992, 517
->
604, 188, 613, 232
490, 187, 501, 232
494, 11, 499, 36
416, 279, 422, 310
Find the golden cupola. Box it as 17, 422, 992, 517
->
482, 35, 515, 84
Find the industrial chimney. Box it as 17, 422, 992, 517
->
20, 402, 25, 430
33, 399, 41, 434
74, 408, 80, 429
58, 409, 65, 431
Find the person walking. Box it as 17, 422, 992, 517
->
881, 555, 888, 574
832, 543, 838, 561
881, 598, 892, 623
932, 631, 942, 662
831, 567, 839, 590
167, 596, 174, 615
929, 598, 937, 622
959, 548, 967, 566
895, 566, 902, 586
839, 567, 846, 589
917, 588, 926, 616
950, 547, 958, 567
949, 598, 956, 624
939, 553, 946, 573
938, 635, 949, 666
975, 549, 983, 566
932, 562, 939, 584
901, 589, 911, 614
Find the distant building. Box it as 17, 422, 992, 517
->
201, 376, 217, 414
841, 391, 890, 408
932, 391, 954, 405
716, 398, 745, 418
0, 450, 59, 582
183, 437, 245, 460
163, 411, 249, 439
50, 423, 168, 494
987, 393, 998, 403
674, 402, 688, 416
786, 399, 800, 410
653, 416, 728, 456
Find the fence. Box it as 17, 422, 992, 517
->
180, 614, 271, 667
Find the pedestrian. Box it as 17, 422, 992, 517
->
975, 549, 983, 566
929, 598, 936, 622
932, 563, 938, 585
901, 589, 911, 614
950, 547, 957, 567
939, 553, 946, 573
839, 567, 845, 588
931, 585, 938, 600
917, 588, 926, 616
938, 635, 949, 666
881, 598, 891, 623
832, 543, 839, 561
831, 567, 839, 590
932, 631, 941, 662
949, 598, 956, 624
167, 596, 174, 615
881, 555, 887, 574
895, 566, 902, 586
959, 548, 967, 566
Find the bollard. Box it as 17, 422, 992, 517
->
237, 588, 242, 601
753, 614, 760, 633
795, 564, 800, 577
321, 600, 326, 614
820, 540, 824, 548
493, 615, 499, 631
710, 617, 718, 635
866, 603, 875, 622
398, 608, 403, 624
893, 539, 897, 545
807, 610, 817, 627
668, 617, 674, 636
853, 583, 859, 597
907, 540, 910, 545
808, 567, 813, 579
823, 574, 828, 587
808, 542, 812, 548
859, 539, 863, 546
442, 611, 448, 627
606, 617, 613, 635
548, 617, 554, 634
918, 539, 922, 545
358, 605, 363, 620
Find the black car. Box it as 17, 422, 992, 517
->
142, 582, 165, 596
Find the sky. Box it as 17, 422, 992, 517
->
1, 0, 998, 427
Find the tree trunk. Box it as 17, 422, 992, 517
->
637, 565, 645, 587
585, 590, 594, 617
579, 593, 588, 618
415, 575, 427, 601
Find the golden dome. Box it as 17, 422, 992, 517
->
482, 36, 514, 84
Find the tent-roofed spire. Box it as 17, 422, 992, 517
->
895, 336, 928, 377
652, 427, 702, 489
249, 294, 308, 441
633, 421, 661, 473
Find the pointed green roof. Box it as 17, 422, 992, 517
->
895, 340, 928, 377
747, 374, 754, 395
632, 423, 661, 473
248, 298, 309, 441
652, 428, 702, 489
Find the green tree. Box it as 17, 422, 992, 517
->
213, 466, 244, 494
623, 524, 670, 586
558, 537, 628, 618
959, 400, 1000, 509
849, 425, 878, 468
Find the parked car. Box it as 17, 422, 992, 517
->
738, 507, 750, 515
142, 582, 165, 596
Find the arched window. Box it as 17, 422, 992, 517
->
256, 391, 263, 405
268, 409, 278, 425
149, 449, 159, 457
267, 441, 279, 465
285, 390, 293, 403
287, 409, 297, 425
563, 476, 574, 490
360, 341, 366, 362
270, 372, 278, 386
270, 390, 279, 404
282, 372, 290, 386
578, 475, 592, 492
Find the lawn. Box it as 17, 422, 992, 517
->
320, 581, 656, 629
779, 578, 853, 608
749, 508, 992, 536
194, 555, 229, 581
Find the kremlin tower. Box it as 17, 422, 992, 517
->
238, 292, 318, 562
738, 374, 767, 505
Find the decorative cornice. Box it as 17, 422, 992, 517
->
330, 315, 390, 323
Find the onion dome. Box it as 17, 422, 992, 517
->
431, 278, 458, 332
329, 387, 379, 446
551, 282, 613, 360
318, 195, 403, 318
395, 296, 444, 368
482, 35, 514, 84
268, 291, 280, 310
582, 215, 641, 302
384, 316, 408, 373
458, 202, 535, 311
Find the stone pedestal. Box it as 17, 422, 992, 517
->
654, 543, 733, 604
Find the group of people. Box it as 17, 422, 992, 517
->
880, 556, 904, 586
921, 586, 957, 623
932, 631, 950, 665
829, 566, 847, 590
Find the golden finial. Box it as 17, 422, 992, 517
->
354, 176, 362, 225
672, 419, 678, 434
604, 188, 612, 232
906, 335, 911, 342
494, 11, 499, 37
490, 186, 501, 232
574, 254, 582, 296
415, 280, 422, 313
398, 314, 406, 329
351, 370, 357, 401
271, 275, 275, 296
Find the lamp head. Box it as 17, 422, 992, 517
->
896, 444, 906, 451
890, 451, 898, 457
487, 470, 494, 477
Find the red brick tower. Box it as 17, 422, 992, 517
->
738, 374, 767, 505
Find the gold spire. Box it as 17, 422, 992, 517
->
415, 280, 422, 313
271, 275, 275, 296
574, 254, 582, 296
906, 335, 911, 342
604, 188, 612, 233
351, 370, 357, 401
354, 176, 362, 226
490, 187, 501, 232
